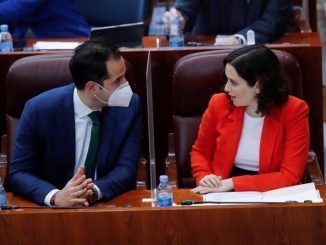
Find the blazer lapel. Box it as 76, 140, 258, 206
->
259, 108, 281, 173
225, 107, 245, 174
58, 85, 76, 180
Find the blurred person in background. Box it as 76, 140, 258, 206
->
163, 0, 294, 45
0, 0, 90, 39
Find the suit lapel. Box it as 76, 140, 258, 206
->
225, 107, 245, 174
58, 84, 76, 180
259, 108, 281, 173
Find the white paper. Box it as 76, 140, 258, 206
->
203, 183, 323, 204
33, 41, 81, 50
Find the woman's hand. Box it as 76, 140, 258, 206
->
199, 174, 222, 188
191, 178, 234, 194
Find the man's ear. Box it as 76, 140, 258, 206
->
85, 81, 97, 93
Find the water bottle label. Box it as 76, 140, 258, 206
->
157, 195, 173, 206
169, 37, 184, 47
0, 194, 6, 206
0, 42, 13, 52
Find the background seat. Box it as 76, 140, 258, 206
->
0, 53, 147, 189
166, 49, 324, 188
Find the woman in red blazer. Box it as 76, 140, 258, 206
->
191, 45, 309, 193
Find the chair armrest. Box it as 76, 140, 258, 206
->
135, 155, 148, 190
0, 134, 8, 185
165, 133, 178, 188
305, 151, 324, 185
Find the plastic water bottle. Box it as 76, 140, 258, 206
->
0, 24, 13, 52
0, 177, 6, 207
169, 9, 184, 47
157, 175, 173, 206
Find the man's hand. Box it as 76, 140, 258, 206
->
163, 8, 185, 34
53, 167, 94, 206
191, 178, 234, 194
214, 35, 241, 45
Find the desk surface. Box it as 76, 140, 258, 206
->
1, 187, 325, 244
22, 32, 321, 48
6, 185, 326, 208
142, 32, 321, 47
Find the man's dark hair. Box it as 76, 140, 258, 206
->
70, 39, 121, 90
223, 44, 289, 115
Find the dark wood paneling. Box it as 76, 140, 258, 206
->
0, 187, 325, 244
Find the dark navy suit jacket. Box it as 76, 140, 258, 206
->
9, 84, 142, 205
175, 0, 294, 43
0, 0, 90, 39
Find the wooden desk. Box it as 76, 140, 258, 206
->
143, 32, 322, 47
0, 33, 324, 176
1, 187, 325, 244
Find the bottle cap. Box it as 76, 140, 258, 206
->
159, 175, 168, 184
0, 24, 8, 32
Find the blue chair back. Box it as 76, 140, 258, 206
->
75, 0, 150, 27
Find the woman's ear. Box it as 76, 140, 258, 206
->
255, 81, 260, 94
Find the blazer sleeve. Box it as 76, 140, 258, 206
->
233, 99, 310, 191
94, 95, 143, 200
175, 0, 201, 33
0, 0, 46, 23
8, 100, 58, 205
237, 0, 294, 43
191, 94, 224, 184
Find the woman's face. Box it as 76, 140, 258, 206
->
224, 63, 259, 109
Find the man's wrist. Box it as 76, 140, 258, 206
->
88, 187, 99, 205
234, 34, 246, 45
50, 192, 57, 206
44, 189, 59, 206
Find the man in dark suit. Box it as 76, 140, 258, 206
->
9, 40, 142, 207
164, 0, 294, 45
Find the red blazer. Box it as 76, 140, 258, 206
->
191, 93, 309, 191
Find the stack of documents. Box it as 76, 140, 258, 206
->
203, 183, 323, 203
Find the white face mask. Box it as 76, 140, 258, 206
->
95, 81, 133, 107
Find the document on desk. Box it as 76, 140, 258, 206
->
203, 183, 323, 203
33, 41, 82, 50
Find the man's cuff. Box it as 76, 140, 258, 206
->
44, 189, 60, 206
93, 184, 103, 200
234, 34, 247, 46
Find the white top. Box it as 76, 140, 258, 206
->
234, 112, 265, 171
44, 88, 102, 206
